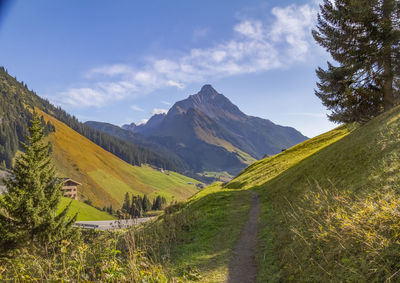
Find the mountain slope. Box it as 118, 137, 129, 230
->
224, 106, 400, 281
0, 67, 189, 174
84, 121, 190, 172
39, 109, 199, 208
164, 85, 307, 158
114, 85, 307, 175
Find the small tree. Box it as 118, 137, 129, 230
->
131, 195, 143, 217
0, 113, 77, 252
122, 192, 130, 214
142, 194, 151, 212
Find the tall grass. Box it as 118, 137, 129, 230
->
0, 202, 201, 282
287, 183, 400, 282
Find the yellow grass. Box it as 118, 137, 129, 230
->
38, 109, 199, 208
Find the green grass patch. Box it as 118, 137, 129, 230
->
169, 188, 251, 282
58, 197, 115, 221
130, 183, 252, 282
227, 124, 351, 189
199, 171, 234, 182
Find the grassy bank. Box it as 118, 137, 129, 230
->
58, 197, 115, 221
224, 106, 400, 281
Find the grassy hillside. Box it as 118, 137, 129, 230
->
223, 106, 400, 281
227, 124, 351, 189
58, 197, 115, 221
132, 182, 252, 282
121, 124, 353, 281
38, 109, 200, 208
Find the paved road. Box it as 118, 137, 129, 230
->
74, 217, 154, 230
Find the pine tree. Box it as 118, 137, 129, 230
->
313, 0, 400, 122
152, 195, 167, 210
122, 192, 130, 213
0, 113, 77, 252
142, 194, 151, 212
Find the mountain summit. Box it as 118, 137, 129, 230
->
168, 84, 244, 120
114, 85, 308, 175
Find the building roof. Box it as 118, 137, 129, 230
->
61, 178, 82, 186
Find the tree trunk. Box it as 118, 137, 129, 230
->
383, 57, 394, 111
382, 0, 394, 111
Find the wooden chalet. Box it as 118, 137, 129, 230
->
61, 178, 81, 200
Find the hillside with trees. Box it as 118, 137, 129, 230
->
0, 67, 188, 173
38, 109, 200, 208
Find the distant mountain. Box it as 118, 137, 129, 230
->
121, 122, 136, 132
89, 85, 308, 175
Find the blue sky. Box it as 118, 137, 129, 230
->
0, 0, 335, 137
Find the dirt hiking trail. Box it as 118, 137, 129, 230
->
227, 191, 260, 283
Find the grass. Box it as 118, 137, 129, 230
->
17, 104, 400, 281
58, 197, 115, 221
38, 109, 200, 208
226, 124, 351, 189
0, 181, 251, 282
194, 125, 257, 166
168, 188, 251, 282
129, 182, 252, 282
221, 106, 400, 281
198, 171, 234, 182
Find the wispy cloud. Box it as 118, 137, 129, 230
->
137, 119, 148, 125
57, 2, 319, 108
130, 104, 144, 112
192, 27, 209, 41
151, 108, 168, 115
161, 100, 171, 106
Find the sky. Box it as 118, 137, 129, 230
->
0, 0, 336, 138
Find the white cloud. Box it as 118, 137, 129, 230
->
167, 80, 184, 89
152, 108, 168, 115
161, 100, 171, 106
270, 4, 317, 59
192, 27, 209, 41
137, 119, 148, 125
88, 64, 133, 77
58, 2, 319, 108
234, 20, 264, 40
130, 105, 144, 112
59, 88, 108, 107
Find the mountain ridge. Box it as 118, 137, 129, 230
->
91, 85, 308, 176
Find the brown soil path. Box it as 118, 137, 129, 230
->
227, 191, 260, 283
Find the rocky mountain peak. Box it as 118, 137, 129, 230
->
199, 84, 218, 96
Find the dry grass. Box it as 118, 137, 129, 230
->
287, 184, 400, 282
38, 109, 199, 208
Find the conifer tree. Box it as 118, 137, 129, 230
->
0, 113, 77, 252
122, 192, 130, 213
313, 0, 400, 122
142, 194, 151, 212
